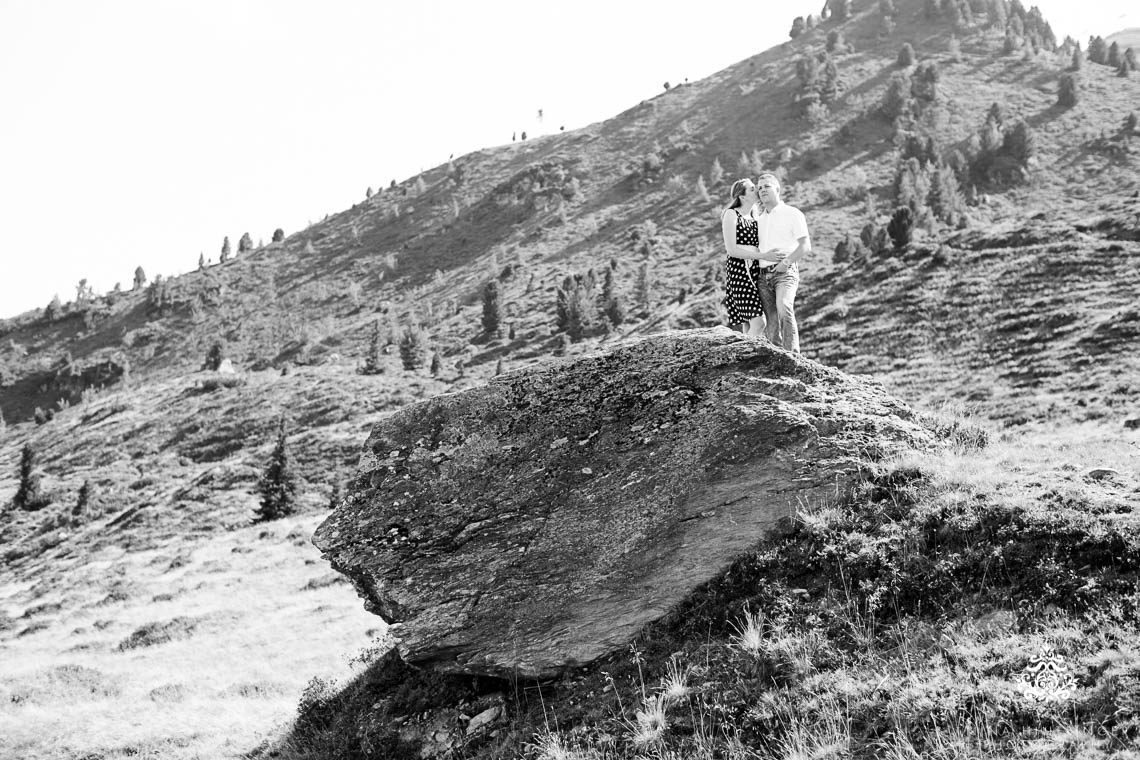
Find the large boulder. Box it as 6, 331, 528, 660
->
313, 328, 936, 679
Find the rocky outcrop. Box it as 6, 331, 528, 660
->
313, 328, 936, 679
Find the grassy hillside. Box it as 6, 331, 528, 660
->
2, 0, 1140, 756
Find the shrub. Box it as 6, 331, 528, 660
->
133, 266, 147, 290
1126, 112, 1139, 134
220, 236, 231, 263
272, 228, 285, 243
73, 480, 92, 518
789, 16, 805, 38
429, 351, 442, 377
881, 72, 913, 120
238, 232, 253, 253
254, 421, 297, 522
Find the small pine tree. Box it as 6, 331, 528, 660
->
220, 236, 232, 263
44, 294, 63, 321
361, 321, 383, 375
827, 30, 845, 54
695, 175, 711, 202
14, 443, 44, 510
238, 232, 253, 253
273, 228, 285, 243
73, 480, 91, 518
1088, 36, 1107, 65
481, 281, 502, 336
887, 206, 915, 251
430, 350, 443, 377
254, 421, 297, 522
601, 267, 626, 328
198, 253, 207, 271
1071, 43, 1083, 71
495, 358, 504, 376
789, 16, 806, 38
1125, 112, 1139, 134
897, 43, 916, 67
833, 233, 853, 264
133, 266, 147, 290
1107, 42, 1121, 69
1057, 73, 1078, 107
1003, 120, 1035, 165
204, 341, 224, 371
398, 324, 429, 371
709, 158, 724, 187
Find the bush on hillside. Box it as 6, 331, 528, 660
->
361, 321, 383, 375
556, 271, 600, 342
220, 236, 231, 264
272, 228, 285, 243
203, 341, 225, 372
789, 16, 805, 38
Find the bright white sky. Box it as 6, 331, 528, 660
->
1, 1, 1136, 319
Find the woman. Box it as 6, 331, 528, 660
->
721, 178, 786, 336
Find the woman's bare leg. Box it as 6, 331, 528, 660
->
746, 315, 766, 337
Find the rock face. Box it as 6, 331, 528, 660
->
313, 328, 936, 679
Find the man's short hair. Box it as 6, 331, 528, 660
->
756, 173, 781, 191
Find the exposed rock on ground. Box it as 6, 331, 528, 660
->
314, 327, 937, 678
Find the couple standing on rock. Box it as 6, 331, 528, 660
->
720, 174, 811, 352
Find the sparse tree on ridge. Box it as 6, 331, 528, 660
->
272, 228, 285, 243
238, 232, 253, 254
1107, 42, 1122, 69
254, 420, 297, 522
198, 253, 207, 271
1088, 36, 1107, 65
790, 16, 806, 38
73, 480, 92, 518
133, 266, 147, 290
220, 236, 232, 264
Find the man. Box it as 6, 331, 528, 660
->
754, 173, 811, 352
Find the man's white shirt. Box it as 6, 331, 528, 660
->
757, 201, 809, 255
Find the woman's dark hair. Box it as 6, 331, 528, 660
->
728, 178, 754, 210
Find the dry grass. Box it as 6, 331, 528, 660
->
0, 512, 381, 759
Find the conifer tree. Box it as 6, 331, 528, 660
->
73, 480, 91, 518
254, 421, 297, 522
481, 281, 502, 336
204, 341, 224, 371
1126, 112, 1139, 135
220, 236, 231, 263
1107, 42, 1122, 69
14, 443, 44, 510
601, 267, 626, 328
888, 207, 915, 251
133, 266, 147, 290
44, 294, 63, 321
709, 158, 724, 187
430, 351, 443, 377
1070, 42, 1083, 71
1003, 120, 1035, 165
789, 16, 805, 38
1057, 73, 1078, 107
361, 320, 383, 375
198, 253, 207, 271
238, 232, 253, 253
398, 324, 428, 370
272, 228, 285, 243
1088, 36, 1107, 65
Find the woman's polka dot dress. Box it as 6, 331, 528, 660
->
723, 209, 764, 325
